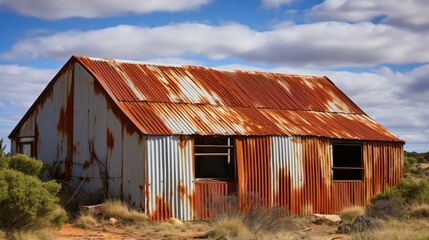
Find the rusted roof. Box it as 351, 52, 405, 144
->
74, 56, 403, 142
10, 55, 404, 142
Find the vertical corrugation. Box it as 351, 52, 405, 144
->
146, 136, 193, 221
363, 141, 403, 203
237, 136, 271, 209
194, 181, 236, 219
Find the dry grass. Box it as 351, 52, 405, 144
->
75, 213, 99, 229
340, 206, 365, 222
101, 200, 148, 224
411, 204, 429, 218
7, 228, 56, 240
351, 218, 429, 239
209, 217, 253, 240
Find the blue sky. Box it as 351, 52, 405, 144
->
0, 0, 428, 152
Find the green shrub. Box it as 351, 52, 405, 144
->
366, 197, 408, 220
372, 179, 429, 204
397, 179, 429, 203
0, 168, 67, 230
8, 154, 44, 177
404, 156, 417, 173
0, 156, 8, 169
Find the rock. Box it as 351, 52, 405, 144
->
313, 214, 341, 226
108, 217, 118, 226
169, 217, 184, 226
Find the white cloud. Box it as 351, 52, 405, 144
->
261, 0, 294, 8
0, 65, 56, 151
0, 0, 211, 19
310, 0, 429, 31
217, 63, 429, 152
3, 21, 429, 68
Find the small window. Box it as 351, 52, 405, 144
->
194, 137, 235, 179
20, 142, 33, 157
332, 143, 363, 180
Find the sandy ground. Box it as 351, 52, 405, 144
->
56, 223, 349, 240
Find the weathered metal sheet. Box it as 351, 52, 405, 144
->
77, 57, 363, 113
32, 63, 74, 175
71, 62, 146, 207
73, 56, 403, 142
236, 137, 272, 208
118, 102, 401, 142
236, 136, 403, 216
194, 180, 236, 219
146, 136, 194, 221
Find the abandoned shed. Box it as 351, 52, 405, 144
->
9, 56, 404, 221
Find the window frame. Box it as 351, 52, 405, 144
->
18, 137, 35, 157
194, 137, 236, 180
332, 142, 364, 182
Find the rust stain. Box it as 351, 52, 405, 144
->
55, 66, 74, 180
274, 167, 291, 211
145, 183, 150, 216
179, 184, 186, 200
150, 196, 172, 221
107, 128, 114, 150
73, 56, 403, 143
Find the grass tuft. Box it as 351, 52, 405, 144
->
75, 213, 99, 229
340, 206, 365, 222
209, 217, 253, 240
8, 229, 56, 240
101, 199, 148, 224
411, 204, 429, 218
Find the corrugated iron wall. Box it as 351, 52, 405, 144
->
194, 180, 236, 219
235, 136, 403, 216
236, 137, 272, 208
146, 136, 194, 221
71, 62, 146, 208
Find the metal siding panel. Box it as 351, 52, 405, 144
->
194, 180, 236, 219
237, 137, 271, 209
122, 131, 145, 208
146, 136, 193, 221
36, 64, 73, 178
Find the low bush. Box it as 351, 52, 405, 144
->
0, 168, 67, 230
398, 179, 429, 203
337, 215, 380, 234
8, 154, 44, 177
366, 197, 408, 220
0, 156, 8, 168
340, 206, 365, 223
404, 156, 417, 173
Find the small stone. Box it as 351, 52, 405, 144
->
169, 217, 184, 226
313, 214, 341, 226
109, 217, 118, 226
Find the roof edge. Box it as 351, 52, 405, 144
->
8, 56, 78, 139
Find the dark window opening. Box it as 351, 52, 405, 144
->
332, 143, 363, 181
194, 137, 235, 179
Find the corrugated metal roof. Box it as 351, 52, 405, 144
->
74, 56, 403, 142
